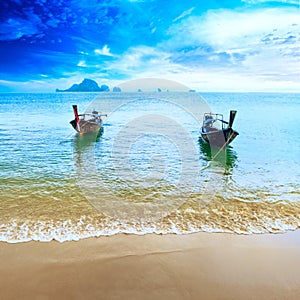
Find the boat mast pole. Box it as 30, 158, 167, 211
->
72, 105, 80, 123
228, 110, 237, 128
72, 105, 80, 132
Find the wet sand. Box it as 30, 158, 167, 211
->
1, 231, 300, 300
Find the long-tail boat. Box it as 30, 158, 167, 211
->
200, 110, 239, 147
70, 105, 106, 134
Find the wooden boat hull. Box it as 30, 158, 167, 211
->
70, 119, 102, 134
200, 127, 239, 147
70, 105, 103, 135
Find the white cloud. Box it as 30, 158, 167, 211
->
173, 7, 195, 22
167, 8, 300, 51
78, 50, 89, 55
106, 46, 169, 71
159, 7, 300, 91
241, 0, 299, 5
77, 60, 87, 67
94, 45, 114, 56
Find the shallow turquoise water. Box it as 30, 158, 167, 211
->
0, 92, 299, 242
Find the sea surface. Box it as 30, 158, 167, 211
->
0, 92, 299, 242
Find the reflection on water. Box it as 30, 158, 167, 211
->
73, 128, 104, 174
198, 138, 238, 172
73, 128, 103, 152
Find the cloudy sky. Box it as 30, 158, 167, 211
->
0, 0, 299, 92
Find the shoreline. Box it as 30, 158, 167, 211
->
1, 231, 300, 299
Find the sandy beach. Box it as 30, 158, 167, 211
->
1, 231, 300, 300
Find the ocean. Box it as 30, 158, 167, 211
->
0, 92, 299, 242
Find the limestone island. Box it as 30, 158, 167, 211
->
56, 78, 110, 92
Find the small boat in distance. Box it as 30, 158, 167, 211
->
200, 110, 239, 147
70, 105, 106, 134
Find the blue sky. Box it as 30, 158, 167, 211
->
0, 0, 299, 92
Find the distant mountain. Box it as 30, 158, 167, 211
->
56, 79, 110, 92
112, 86, 122, 92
